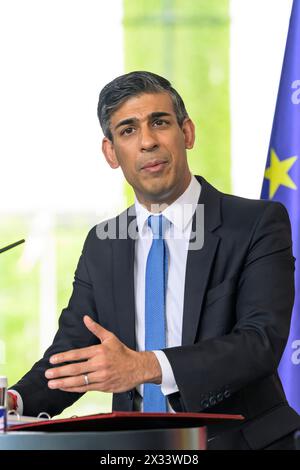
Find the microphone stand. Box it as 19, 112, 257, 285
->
0, 240, 25, 254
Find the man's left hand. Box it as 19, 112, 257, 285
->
45, 316, 162, 393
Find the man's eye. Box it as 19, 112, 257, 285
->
121, 127, 135, 136
153, 119, 169, 127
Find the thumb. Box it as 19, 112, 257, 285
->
83, 315, 111, 342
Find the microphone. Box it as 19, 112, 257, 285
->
0, 239, 25, 254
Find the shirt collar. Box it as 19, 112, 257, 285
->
134, 174, 201, 235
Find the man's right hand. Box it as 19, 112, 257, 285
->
7, 394, 13, 410
7, 392, 17, 411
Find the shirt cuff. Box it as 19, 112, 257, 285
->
152, 350, 179, 396
8, 389, 24, 415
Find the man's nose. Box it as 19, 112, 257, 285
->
140, 125, 159, 152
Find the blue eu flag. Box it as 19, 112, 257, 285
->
261, 0, 300, 413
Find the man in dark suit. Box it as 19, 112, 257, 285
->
9, 71, 300, 449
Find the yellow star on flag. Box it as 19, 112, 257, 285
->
264, 149, 298, 199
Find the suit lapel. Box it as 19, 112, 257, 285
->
181, 176, 222, 346
111, 207, 137, 350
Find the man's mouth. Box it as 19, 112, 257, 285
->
141, 160, 168, 173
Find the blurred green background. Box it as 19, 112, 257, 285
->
0, 0, 230, 418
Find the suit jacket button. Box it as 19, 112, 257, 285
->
224, 390, 231, 398
209, 397, 217, 407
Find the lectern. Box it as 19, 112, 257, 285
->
0, 411, 244, 450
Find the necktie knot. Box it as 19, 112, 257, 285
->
148, 214, 168, 239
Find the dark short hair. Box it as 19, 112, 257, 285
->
97, 71, 189, 141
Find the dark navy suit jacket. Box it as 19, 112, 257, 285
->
12, 175, 300, 449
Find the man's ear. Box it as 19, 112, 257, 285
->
102, 137, 120, 169
182, 118, 195, 150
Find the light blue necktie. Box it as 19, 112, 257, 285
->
144, 214, 168, 412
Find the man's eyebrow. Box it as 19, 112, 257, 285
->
114, 112, 173, 131
114, 117, 137, 130
150, 112, 172, 119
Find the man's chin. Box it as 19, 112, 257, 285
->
143, 185, 175, 204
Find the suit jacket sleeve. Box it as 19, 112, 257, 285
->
10, 228, 100, 417
163, 202, 295, 412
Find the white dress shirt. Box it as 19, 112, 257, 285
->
134, 174, 201, 411
11, 174, 201, 415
